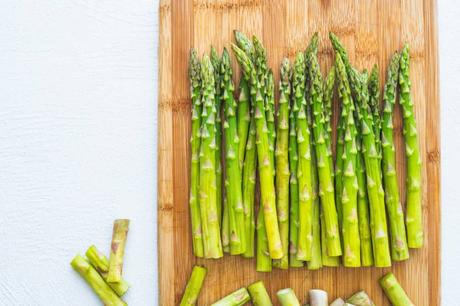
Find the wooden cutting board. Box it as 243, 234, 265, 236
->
158, 0, 440, 305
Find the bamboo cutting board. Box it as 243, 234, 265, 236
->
158, 0, 440, 305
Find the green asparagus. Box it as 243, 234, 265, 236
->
368, 65, 382, 161
211, 288, 251, 306
379, 272, 414, 306
188, 49, 204, 258
399, 44, 423, 248
199, 55, 223, 259
248, 281, 273, 306
346, 290, 375, 306
382, 52, 409, 261
237, 77, 251, 170
277, 288, 301, 306
273, 59, 291, 269
107, 219, 130, 283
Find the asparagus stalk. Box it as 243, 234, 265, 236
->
107, 219, 130, 283
179, 265, 207, 306
346, 290, 375, 306
222, 197, 230, 253
232, 43, 283, 259
308, 50, 342, 257
292, 52, 313, 261
288, 82, 304, 268
368, 65, 382, 161
237, 77, 251, 170
221, 49, 246, 255
334, 100, 346, 228
256, 206, 272, 272
277, 288, 301, 306
330, 32, 391, 267
211, 288, 251, 306
382, 52, 410, 261
273, 59, 291, 269
320, 207, 340, 266
85, 245, 129, 296
71, 255, 127, 306
379, 272, 414, 306
199, 55, 223, 258
399, 44, 423, 248
266, 70, 277, 176
323, 67, 336, 177
211, 47, 223, 226
309, 289, 328, 306
188, 49, 205, 258
335, 54, 361, 267
242, 118, 256, 258
247, 281, 273, 306
234, 30, 254, 61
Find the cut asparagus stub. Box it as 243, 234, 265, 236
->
256, 205, 272, 272
399, 44, 423, 249
85, 245, 129, 296
107, 219, 130, 283
277, 288, 301, 306
330, 298, 345, 306
247, 281, 273, 306
221, 48, 246, 255
199, 56, 223, 259
179, 265, 207, 306
211, 288, 251, 306
346, 290, 375, 306
71, 255, 127, 306
379, 273, 414, 306
309, 289, 328, 306
188, 48, 204, 258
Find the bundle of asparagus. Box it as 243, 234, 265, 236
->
187, 30, 423, 270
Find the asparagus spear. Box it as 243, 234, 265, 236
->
320, 207, 340, 266
248, 281, 273, 306
382, 52, 410, 261
330, 32, 391, 267
179, 265, 207, 306
288, 81, 304, 268
71, 255, 127, 306
273, 59, 291, 269
85, 245, 129, 296
335, 54, 361, 267
308, 50, 342, 257
234, 30, 255, 61
237, 77, 251, 170
266, 70, 277, 176
292, 52, 313, 261
199, 55, 223, 259
323, 67, 336, 177
242, 118, 256, 258
221, 49, 246, 255
256, 206, 272, 272
188, 49, 205, 258
379, 272, 414, 306
330, 298, 345, 306
368, 65, 382, 161
211, 47, 223, 227
277, 288, 301, 306
334, 98, 346, 228
232, 43, 283, 259
346, 290, 375, 306
399, 44, 423, 248
211, 288, 251, 306
107, 219, 130, 283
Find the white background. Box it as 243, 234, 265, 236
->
0, 0, 457, 305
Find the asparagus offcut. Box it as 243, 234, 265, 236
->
273, 59, 291, 269
188, 49, 204, 257
85, 245, 129, 296
247, 281, 273, 306
180, 265, 207, 306
346, 290, 375, 306
199, 55, 223, 259
382, 52, 409, 261
107, 219, 130, 283
277, 288, 301, 306
293, 52, 313, 261
379, 272, 414, 306
232, 42, 283, 259
309, 289, 328, 306
399, 44, 423, 249
211, 288, 251, 306
71, 255, 127, 306
221, 49, 246, 255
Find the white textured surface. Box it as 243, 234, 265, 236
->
0, 0, 458, 305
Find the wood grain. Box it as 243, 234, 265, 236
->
157, 0, 440, 305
